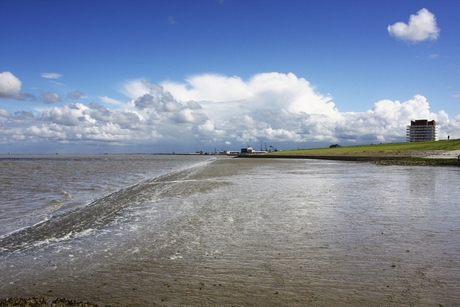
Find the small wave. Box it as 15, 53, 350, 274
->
0, 158, 216, 254
50, 199, 63, 206
39, 199, 64, 214
61, 191, 72, 199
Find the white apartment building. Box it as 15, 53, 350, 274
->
406, 119, 439, 142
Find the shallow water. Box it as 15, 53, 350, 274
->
1, 157, 459, 306
0, 154, 210, 238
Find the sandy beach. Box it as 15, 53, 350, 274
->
423, 149, 460, 159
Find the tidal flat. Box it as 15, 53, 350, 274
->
1, 157, 459, 306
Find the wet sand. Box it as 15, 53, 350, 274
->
1, 158, 459, 306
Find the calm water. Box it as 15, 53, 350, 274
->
0, 154, 211, 238
0, 156, 459, 306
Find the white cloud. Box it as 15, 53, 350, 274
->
0, 71, 22, 98
338, 95, 438, 143
100, 96, 125, 106
46, 103, 89, 126
121, 79, 150, 99
41, 73, 63, 79
388, 8, 440, 42
158, 74, 454, 145
172, 109, 208, 124
162, 72, 339, 122
41, 92, 62, 104
162, 74, 251, 102
1, 72, 459, 152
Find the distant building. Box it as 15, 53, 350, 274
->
240, 146, 267, 155
406, 119, 439, 142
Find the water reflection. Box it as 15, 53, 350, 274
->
1, 158, 459, 306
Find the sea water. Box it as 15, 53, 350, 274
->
0, 156, 459, 306
0, 154, 212, 239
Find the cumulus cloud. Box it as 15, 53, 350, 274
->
121, 79, 150, 99
0, 71, 22, 98
388, 8, 440, 42
337, 95, 438, 143
41, 72, 63, 79
41, 92, 62, 104
161, 72, 339, 122
67, 90, 85, 99
1, 72, 459, 152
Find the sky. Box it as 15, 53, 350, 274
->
1, 0, 459, 154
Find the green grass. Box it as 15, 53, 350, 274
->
272, 139, 460, 156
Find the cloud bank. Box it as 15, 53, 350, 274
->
388, 8, 440, 42
1, 72, 458, 153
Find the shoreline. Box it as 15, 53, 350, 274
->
235, 150, 460, 166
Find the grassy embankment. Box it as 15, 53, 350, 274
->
262, 139, 460, 166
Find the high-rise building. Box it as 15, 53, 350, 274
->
406, 119, 439, 142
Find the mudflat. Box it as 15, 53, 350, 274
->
1, 158, 459, 306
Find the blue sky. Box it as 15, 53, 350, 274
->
1, 0, 459, 154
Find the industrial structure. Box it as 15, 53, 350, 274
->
406, 119, 439, 142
